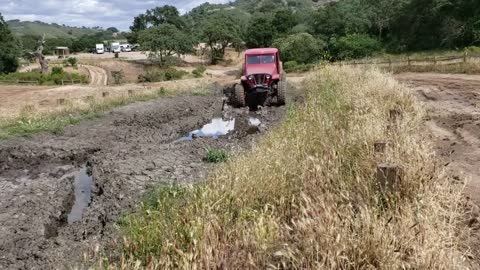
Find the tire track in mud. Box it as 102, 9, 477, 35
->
0, 83, 301, 269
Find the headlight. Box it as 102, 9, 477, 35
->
247, 75, 254, 80
266, 75, 271, 80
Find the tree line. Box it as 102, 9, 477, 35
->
2, 0, 480, 74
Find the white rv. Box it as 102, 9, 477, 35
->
120, 44, 131, 52
111, 42, 121, 53
95, 44, 105, 54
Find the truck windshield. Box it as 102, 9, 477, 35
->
247, 54, 275, 65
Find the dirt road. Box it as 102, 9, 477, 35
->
0, 83, 299, 269
83, 65, 108, 86
396, 73, 480, 203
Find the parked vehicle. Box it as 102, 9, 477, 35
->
96, 44, 105, 54
120, 44, 131, 52
111, 42, 121, 53
233, 48, 286, 108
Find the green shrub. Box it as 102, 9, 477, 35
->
138, 67, 187, 82
66, 57, 77, 67
51, 66, 64, 75
273, 33, 325, 64
331, 34, 381, 60
205, 148, 229, 163
192, 65, 207, 78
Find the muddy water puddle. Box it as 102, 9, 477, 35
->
176, 117, 236, 142
67, 166, 93, 224
176, 117, 262, 142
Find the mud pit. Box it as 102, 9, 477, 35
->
0, 85, 294, 269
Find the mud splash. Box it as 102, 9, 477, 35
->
67, 166, 93, 224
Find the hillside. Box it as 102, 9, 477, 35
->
6, 20, 102, 38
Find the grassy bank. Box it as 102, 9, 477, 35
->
99, 66, 472, 269
0, 87, 209, 139
390, 59, 480, 74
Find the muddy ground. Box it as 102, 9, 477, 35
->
0, 83, 299, 269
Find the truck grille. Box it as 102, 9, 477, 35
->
253, 74, 267, 85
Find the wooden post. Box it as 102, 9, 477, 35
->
376, 164, 403, 193
61, 79, 64, 86
407, 56, 411, 66
128, 90, 134, 96
433, 56, 437, 66
389, 108, 403, 122
464, 51, 468, 64
374, 141, 387, 154
57, 98, 66, 105
388, 58, 392, 70
102, 92, 109, 98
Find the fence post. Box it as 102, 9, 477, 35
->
407, 56, 411, 66
388, 58, 392, 72
61, 79, 64, 86
433, 56, 437, 66
464, 51, 468, 64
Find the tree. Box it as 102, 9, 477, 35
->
200, 10, 244, 64
273, 33, 325, 63
272, 9, 298, 37
107, 27, 119, 33
130, 5, 187, 44
245, 16, 275, 48
0, 13, 21, 74
330, 34, 381, 60
139, 24, 194, 65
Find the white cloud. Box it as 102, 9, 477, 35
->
0, 0, 230, 30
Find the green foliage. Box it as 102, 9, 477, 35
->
139, 24, 194, 66
200, 10, 245, 64
0, 13, 21, 74
138, 67, 188, 82
283, 61, 315, 73
192, 66, 207, 78
273, 32, 325, 64
245, 16, 275, 48
0, 70, 88, 85
67, 57, 77, 66
205, 148, 229, 163
6, 19, 104, 39
331, 34, 381, 60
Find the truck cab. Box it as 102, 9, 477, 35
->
95, 44, 105, 54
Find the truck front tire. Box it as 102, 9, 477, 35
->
234, 83, 246, 108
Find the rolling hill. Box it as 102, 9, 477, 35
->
7, 20, 102, 38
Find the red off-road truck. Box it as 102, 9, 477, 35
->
233, 48, 286, 108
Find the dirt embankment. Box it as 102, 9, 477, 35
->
396, 73, 480, 202
0, 82, 300, 269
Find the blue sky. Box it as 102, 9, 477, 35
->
0, 0, 230, 30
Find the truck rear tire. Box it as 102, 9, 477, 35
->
277, 73, 287, 106
234, 83, 246, 108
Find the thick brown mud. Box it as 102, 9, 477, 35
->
0, 84, 296, 269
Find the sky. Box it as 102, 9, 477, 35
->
0, 0, 230, 31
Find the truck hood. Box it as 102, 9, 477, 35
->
245, 64, 277, 76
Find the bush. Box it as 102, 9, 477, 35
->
51, 66, 64, 75
138, 67, 188, 83
331, 34, 381, 60
273, 33, 325, 64
111, 70, 125, 84
192, 66, 207, 78
66, 57, 78, 67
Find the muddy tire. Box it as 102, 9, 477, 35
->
277, 73, 287, 106
234, 83, 246, 108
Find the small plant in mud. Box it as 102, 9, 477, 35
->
205, 148, 228, 163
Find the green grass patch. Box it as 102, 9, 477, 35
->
0, 87, 187, 139
0, 68, 88, 85
204, 148, 229, 163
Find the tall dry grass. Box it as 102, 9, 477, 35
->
390, 58, 480, 74
100, 66, 474, 269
